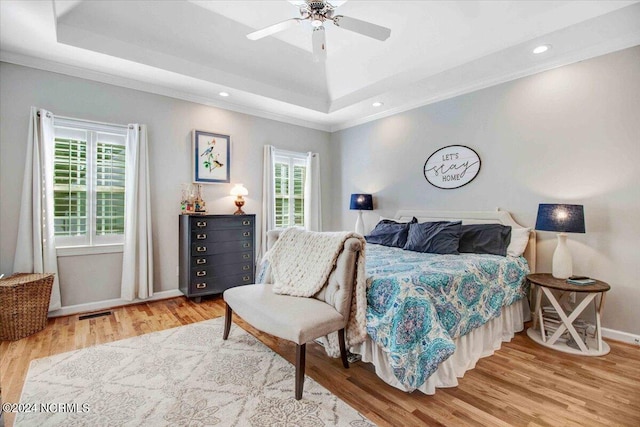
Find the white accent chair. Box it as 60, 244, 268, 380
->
223, 230, 362, 400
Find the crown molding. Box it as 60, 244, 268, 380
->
0, 50, 332, 133
2, 29, 638, 135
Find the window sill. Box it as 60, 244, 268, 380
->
56, 244, 124, 257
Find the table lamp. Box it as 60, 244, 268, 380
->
230, 184, 248, 215
535, 203, 585, 279
350, 194, 373, 235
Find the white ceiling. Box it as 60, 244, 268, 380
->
1, 0, 639, 131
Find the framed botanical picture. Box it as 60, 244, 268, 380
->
193, 130, 230, 183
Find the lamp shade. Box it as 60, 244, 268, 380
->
350, 194, 373, 210
230, 184, 248, 197
535, 204, 585, 233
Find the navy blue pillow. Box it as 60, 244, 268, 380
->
459, 224, 511, 256
378, 217, 418, 225
365, 218, 416, 248
403, 221, 462, 254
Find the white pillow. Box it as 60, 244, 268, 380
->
507, 227, 531, 257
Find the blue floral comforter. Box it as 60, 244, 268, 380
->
365, 244, 529, 390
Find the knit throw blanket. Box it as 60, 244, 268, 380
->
266, 228, 367, 357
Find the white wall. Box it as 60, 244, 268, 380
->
0, 62, 332, 307
330, 46, 640, 335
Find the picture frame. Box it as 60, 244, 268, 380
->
193, 130, 230, 183
423, 145, 481, 189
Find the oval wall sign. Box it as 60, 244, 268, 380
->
423, 145, 481, 189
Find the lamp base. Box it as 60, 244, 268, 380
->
552, 233, 573, 279
234, 198, 245, 215
355, 210, 364, 235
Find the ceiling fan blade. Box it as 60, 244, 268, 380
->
312, 26, 327, 63
246, 18, 302, 41
332, 15, 391, 41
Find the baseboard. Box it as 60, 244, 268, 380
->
49, 289, 184, 318
601, 328, 640, 346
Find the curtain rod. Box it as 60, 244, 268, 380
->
37, 111, 131, 129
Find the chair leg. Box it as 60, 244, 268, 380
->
338, 328, 349, 369
295, 343, 306, 400
223, 303, 232, 340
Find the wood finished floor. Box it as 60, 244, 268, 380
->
1, 296, 639, 427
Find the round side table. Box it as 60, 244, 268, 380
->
526, 273, 610, 356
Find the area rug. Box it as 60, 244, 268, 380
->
17, 317, 375, 427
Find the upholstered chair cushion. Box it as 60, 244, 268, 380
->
314, 237, 359, 320
224, 284, 345, 344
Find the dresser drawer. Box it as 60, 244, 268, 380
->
191, 228, 253, 243
191, 240, 253, 256
189, 273, 253, 295
191, 251, 253, 268
191, 216, 253, 230
191, 261, 253, 281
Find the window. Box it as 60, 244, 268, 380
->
53, 118, 127, 249
273, 151, 307, 228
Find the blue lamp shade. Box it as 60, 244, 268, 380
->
350, 194, 373, 210
535, 204, 585, 233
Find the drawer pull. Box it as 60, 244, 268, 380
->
196, 246, 207, 252
243, 220, 251, 226
243, 231, 250, 237
243, 242, 250, 248
243, 276, 250, 281
196, 258, 206, 265
196, 271, 206, 277
242, 265, 250, 271
196, 221, 207, 228
243, 254, 250, 259
196, 283, 206, 289
197, 233, 207, 240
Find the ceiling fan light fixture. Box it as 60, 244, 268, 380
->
311, 19, 323, 27
533, 44, 551, 54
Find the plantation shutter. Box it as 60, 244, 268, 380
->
53, 118, 127, 247
53, 128, 88, 242
273, 152, 307, 228
96, 134, 126, 236
292, 163, 305, 226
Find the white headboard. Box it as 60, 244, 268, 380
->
394, 209, 536, 273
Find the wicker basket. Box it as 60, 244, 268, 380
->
0, 273, 55, 341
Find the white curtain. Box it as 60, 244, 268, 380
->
121, 124, 154, 300
260, 145, 276, 260
13, 107, 62, 311
304, 152, 322, 231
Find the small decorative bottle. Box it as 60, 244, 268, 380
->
194, 184, 206, 213
185, 184, 195, 214
180, 186, 189, 214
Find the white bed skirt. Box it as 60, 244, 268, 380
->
351, 299, 531, 394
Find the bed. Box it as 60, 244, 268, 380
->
351, 209, 536, 394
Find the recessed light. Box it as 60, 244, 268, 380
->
219, 91, 230, 97
372, 101, 384, 107
533, 44, 551, 54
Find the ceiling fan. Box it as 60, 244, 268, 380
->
246, 0, 391, 62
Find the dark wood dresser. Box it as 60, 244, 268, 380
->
179, 214, 255, 302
